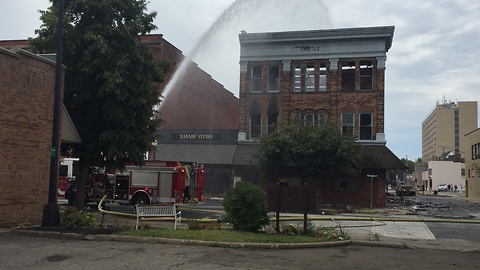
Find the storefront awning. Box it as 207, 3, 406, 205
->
154, 144, 237, 165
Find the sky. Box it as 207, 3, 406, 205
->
1, 0, 480, 161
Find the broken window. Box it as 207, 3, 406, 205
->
251, 66, 263, 92
305, 64, 315, 92
267, 113, 278, 134
293, 65, 301, 92
341, 113, 354, 135
360, 61, 373, 91
341, 62, 355, 92
267, 65, 280, 92
319, 65, 327, 91
359, 113, 372, 140
250, 114, 262, 138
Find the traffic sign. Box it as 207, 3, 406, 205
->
367, 174, 377, 178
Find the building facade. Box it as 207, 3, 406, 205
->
422, 100, 478, 162
465, 129, 480, 200
237, 26, 394, 141
0, 47, 59, 227
235, 26, 406, 208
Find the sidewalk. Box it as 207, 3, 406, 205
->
3, 204, 479, 253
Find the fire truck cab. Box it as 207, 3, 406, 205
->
58, 157, 79, 198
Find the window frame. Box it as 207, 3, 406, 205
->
250, 114, 262, 139
250, 65, 263, 92
341, 113, 354, 135
359, 61, 373, 91
359, 113, 373, 140
305, 64, 315, 92
267, 113, 278, 134
267, 65, 280, 92
318, 65, 327, 92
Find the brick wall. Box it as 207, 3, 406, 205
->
239, 58, 385, 138
0, 48, 59, 227
143, 35, 239, 130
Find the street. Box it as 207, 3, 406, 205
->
0, 234, 479, 270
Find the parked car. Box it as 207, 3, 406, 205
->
437, 184, 448, 192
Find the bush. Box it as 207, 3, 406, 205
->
60, 206, 96, 229
222, 181, 270, 232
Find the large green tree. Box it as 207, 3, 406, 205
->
258, 121, 363, 184
30, 0, 170, 209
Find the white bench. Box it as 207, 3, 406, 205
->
135, 204, 182, 230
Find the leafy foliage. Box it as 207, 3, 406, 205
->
60, 206, 95, 229
257, 121, 363, 183
222, 181, 270, 232
29, 0, 170, 208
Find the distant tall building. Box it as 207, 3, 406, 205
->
422, 100, 478, 161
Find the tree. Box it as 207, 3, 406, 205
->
257, 121, 363, 184
30, 0, 170, 209
400, 158, 415, 174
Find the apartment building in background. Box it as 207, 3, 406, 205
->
422, 100, 478, 162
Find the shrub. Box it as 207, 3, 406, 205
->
222, 181, 270, 232
60, 206, 95, 229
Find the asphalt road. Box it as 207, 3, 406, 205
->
1, 234, 479, 270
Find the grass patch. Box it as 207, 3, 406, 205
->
116, 226, 347, 244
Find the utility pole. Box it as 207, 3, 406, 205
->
42, 0, 64, 227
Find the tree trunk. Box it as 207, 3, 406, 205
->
74, 160, 90, 210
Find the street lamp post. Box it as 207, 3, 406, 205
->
42, 0, 64, 227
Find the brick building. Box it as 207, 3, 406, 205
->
0, 35, 240, 215
0, 47, 62, 226
465, 129, 480, 200
234, 26, 405, 207
141, 35, 240, 195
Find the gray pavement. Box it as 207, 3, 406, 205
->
2, 191, 480, 253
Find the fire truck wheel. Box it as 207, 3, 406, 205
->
131, 194, 150, 206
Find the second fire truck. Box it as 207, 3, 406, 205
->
85, 161, 205, 205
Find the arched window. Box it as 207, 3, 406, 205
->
304, 113, 314, 126
317, 111, 327, 126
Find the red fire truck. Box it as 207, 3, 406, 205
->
58, 157, 79, 198
86, 161, 205, 205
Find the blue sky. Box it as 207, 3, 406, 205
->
2, 0, 479, 161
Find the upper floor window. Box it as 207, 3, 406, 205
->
359, 113, 373, 140
267, 65, 280, 92
267, 114, 278, 134
341, 113, 354, 135
293, 63, 327, 93
341, 62, 355, 92
250, 114, 262, 139
293, 65, 301, 92
319, 65, 327, 91
251, 66, 263, 92
305, 65, 315, 92
360, 61, 373, 91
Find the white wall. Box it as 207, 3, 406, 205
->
428, 161, 464, 189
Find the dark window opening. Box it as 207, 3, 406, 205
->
359, 113, 372, 140
250, 114, 261, 138
267, 66, 280, 92
360, 61, 373, 91
267, 114, 278, 134
342, 62, 355, 92
251, 66, 263, 92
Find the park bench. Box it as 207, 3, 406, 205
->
135, 204, 182, 230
